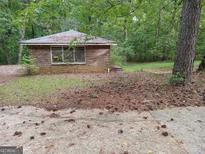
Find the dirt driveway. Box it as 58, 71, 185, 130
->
0, 106, 204, 154
0, 65, 27, 85
0, 76, 15, 85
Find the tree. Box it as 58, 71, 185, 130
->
17, 0, 38, 64
173, 0, 202, 84
0, 0, 204, 65
0, 0, 20, 64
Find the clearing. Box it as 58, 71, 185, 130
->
0, 72, 205, 112
0, 74, 110, 106
122, 60, 200, 73
0, 62, 204, 113
0, 62, 205, 153
39, 72, 205, 112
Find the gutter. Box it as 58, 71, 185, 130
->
19, 43, 117, 46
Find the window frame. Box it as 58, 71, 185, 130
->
50, 46, 86, 65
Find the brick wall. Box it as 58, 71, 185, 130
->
29, 45, 111, 74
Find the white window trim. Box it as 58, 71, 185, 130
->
50, 46, 86, 65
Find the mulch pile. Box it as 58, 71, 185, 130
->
41, 72, 205, 112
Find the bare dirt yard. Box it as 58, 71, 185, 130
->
0, 106, 205, 154
0, 65, 27, 85
0, 65, 26, 76
1, 71, 205, 112
1, 72, 205, 153
40, 72, 205, 112
0, 75, 15, 86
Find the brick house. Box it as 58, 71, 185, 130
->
20, 30, 116, 74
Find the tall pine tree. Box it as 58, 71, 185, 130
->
173, 0, 202, 84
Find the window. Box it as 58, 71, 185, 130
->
64, 47, 74, 63
75, 47, 86, 62
51, 46, 86, 64
51, 47, 63, 63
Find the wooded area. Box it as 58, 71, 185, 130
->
0, 0, 204, 65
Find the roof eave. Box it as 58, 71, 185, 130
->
20, 43, 117, 46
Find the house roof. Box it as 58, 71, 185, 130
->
20, 30, 116, 46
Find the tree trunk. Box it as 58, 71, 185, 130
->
123, 19, 128, 41
155, 0, 163, 44
18, 28, 25, 64
18, 0, 31, 64
173, 0, 202, 84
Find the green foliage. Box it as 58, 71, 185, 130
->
169, 72, 185, 86
197, 7, 205, 59
110, 46, 125, 66
21, 54, 31, 64
0, 1, 19, 64
21, 55, 39, 75
0, 0, 204, 64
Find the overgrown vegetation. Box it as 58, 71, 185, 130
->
169, 72, 185, 86
21, 55, 39, 75
198, 56, 205, 71
0, 0, 205, 65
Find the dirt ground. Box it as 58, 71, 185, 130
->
0, 65, 26, 76
40, 72, 205, 112
0, 75, 15, 86
1, 72, 205, 153
0, 106, 205, 154
151, 106, 205, 154
0, 65, 25, 85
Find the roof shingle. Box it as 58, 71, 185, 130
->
20, 30, 115, 45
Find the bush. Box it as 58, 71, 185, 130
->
169, 72, 185, 86
110, 46, 125, 66
21, 55, 39, 75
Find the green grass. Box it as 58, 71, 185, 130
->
122, 61, 201, 72
0, 75, 86, 105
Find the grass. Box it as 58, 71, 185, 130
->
122, 61, 201, 72
0, 75, 86, 105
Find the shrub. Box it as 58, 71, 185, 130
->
169, 72, 185, 86
110, 46, 125, 66
21, 55, 39, 75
